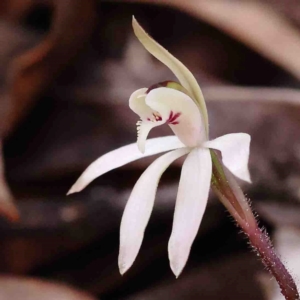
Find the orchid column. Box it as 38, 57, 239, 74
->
68, 17, 299, 300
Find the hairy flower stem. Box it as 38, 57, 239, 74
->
210, 150, 299, 300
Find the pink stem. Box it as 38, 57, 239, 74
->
210, 150, 299, 300
246, 225, 299, 300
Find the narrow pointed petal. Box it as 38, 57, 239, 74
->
146, 87, 206, 147
204, 133, 251, 182
119, 147, 190, 275
168, 148, 212, 277
68, 136, 185, 195
132, 17, 209, 136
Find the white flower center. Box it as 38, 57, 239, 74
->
129, 87, 206, 153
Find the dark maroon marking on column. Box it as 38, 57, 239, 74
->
154, 113, 162, 121
167, 111, 181, 125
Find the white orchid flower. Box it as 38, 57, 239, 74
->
68, 17, 251, 277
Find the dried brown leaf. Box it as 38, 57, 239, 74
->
4, 0, 97, 136
122, 0, 300, 81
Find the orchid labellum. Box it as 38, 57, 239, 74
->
68, 18, 251, 277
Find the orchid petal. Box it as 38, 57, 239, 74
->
204, 133, 251, 183
67, 136, 185, 195
136, 120, 164, 153
119, 147, 190, 275
129, 88, 153, 119
132, 17, 209, 136
168, 147, 212, 277
146, 87, 206, 147
129, 88, 165, 153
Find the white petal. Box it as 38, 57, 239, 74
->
146, 87, 206, 147
119, 147, 190, 275
132, 17, 209, 136
168, 147, 212, 277
67, 136, 185, 195
136, 120, 164, 153
130, 88, 166, 153
204, 133, 251, 183
129, 88, 153, 119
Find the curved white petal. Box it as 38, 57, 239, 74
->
204, 133, 251, 183
168, 147, 212, 277
129, 88, 167, 153
132, 17, 209, 136
136, 120, 164, 153
146, 87, 206, 147
119, 147, 190, 275
67, 136, 185, 195
129, 88, 153, 119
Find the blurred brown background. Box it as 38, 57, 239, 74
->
0, 0, 300, 299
